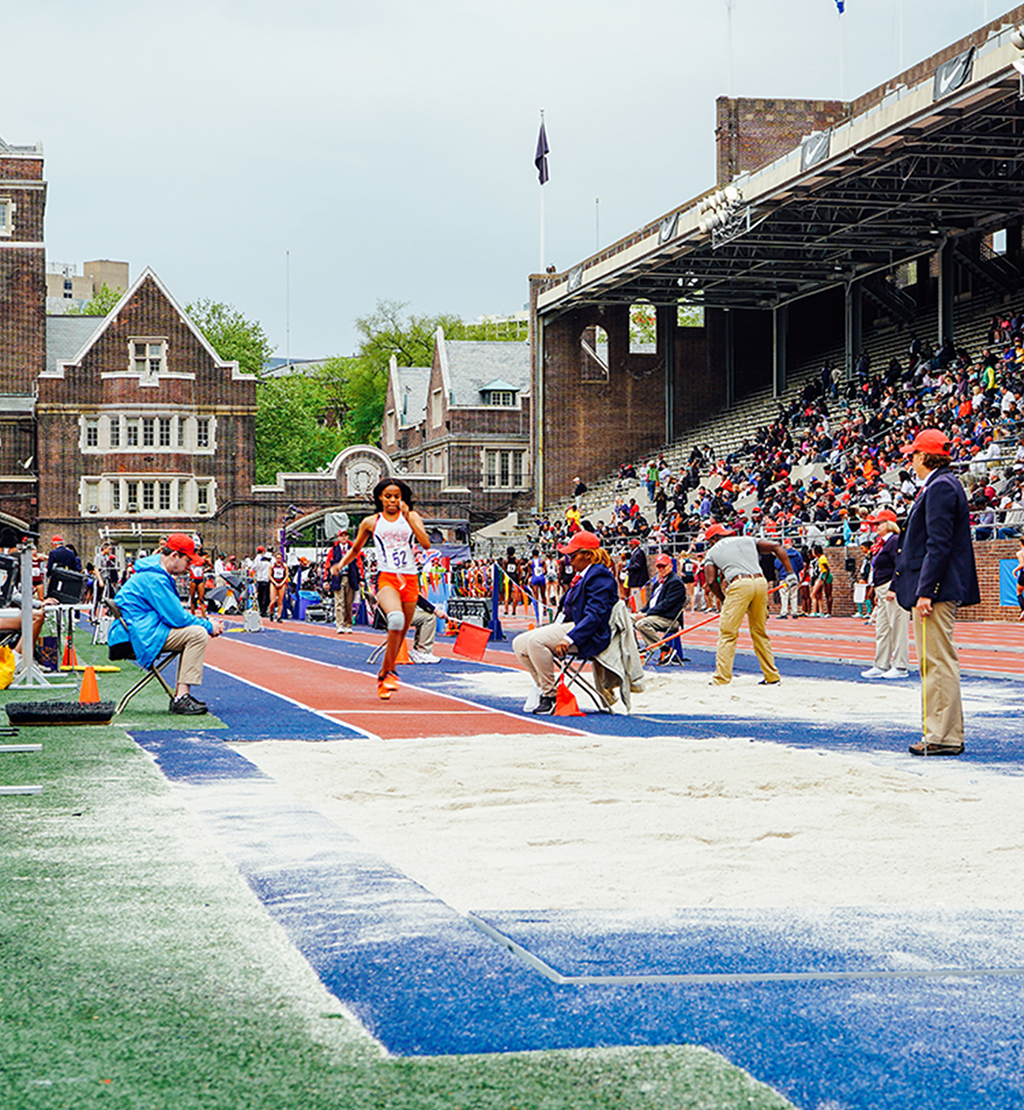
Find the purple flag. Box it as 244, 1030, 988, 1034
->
535, 120, 549, 185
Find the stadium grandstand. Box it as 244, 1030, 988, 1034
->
526, 4, 1024, 580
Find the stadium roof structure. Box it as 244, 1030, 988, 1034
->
536, 17, 1024, 319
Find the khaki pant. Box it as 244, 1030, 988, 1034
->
711, 576, 779, 685
634, 613, 678, 650
410, 606, 436, 651
333, 582, 355, 630
778, 579, 799, 616
161, 624, 209, 688
873, 581, 910, 671
512, 621, 574, 695
912, 600, 964, 748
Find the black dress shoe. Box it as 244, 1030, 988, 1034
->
909, 741, 963, 757
532, 694, 556, 715
170, 693, 209, 716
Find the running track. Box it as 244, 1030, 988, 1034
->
129, 615, 1024, 1110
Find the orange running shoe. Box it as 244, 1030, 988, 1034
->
381, 671, 400, 691
377, 680, 393, 700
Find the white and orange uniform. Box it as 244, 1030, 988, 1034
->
373, 513, 419, 603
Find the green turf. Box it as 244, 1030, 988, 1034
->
0, 633, 226, 730
0, 650, 796, 1110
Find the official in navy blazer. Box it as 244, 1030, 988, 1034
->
512, 531, 617, 715
891, 428, 980, 756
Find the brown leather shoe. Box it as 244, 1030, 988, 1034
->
908, 741, 964, 757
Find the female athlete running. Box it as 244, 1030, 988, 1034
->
333, 478, 431, 699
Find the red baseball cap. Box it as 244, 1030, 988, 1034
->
866, 509, 898, 525
166, 532, 203, 565
51, 535, 62, 544
704, 523, 734, 540
900, 429, 951, 456
558, 531, 601, 555
654, 554, 673, 568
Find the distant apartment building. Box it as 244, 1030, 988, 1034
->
46, 259, 129, 313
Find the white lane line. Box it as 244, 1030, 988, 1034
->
211, 639, 586, 736
467, 914, 1024, 987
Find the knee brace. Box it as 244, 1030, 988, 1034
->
387, 610, 406, 632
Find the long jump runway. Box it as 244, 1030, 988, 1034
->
129, 623, 1024, 1109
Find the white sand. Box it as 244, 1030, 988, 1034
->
235, 670, 1024, 914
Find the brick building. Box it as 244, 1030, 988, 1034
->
381, 327, 531, 523
0, 130, 437, 558
36, 267, 258, 554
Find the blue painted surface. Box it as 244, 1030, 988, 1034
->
128, 631, 1024, 1109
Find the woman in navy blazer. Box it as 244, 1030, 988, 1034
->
892, 428, 980, 756
512, 531, 617, 714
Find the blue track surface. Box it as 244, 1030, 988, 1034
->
130, 628, 1024, 1109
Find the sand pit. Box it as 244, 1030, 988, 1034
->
234, 670, 1024, 916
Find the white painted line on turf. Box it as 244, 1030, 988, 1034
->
0, 785, 43, 794
468, 914, 1024, 987
212, 639, 587, 736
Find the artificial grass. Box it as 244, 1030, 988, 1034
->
0, 685, 796, 1109
0, 631, 226, 731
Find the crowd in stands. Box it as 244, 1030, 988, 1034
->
525, 322, 1024, 564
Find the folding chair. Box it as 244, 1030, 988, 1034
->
105, 598, 177, 715
554, 648, 612, 714
653, 600, 689, 666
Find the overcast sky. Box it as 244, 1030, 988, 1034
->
2, 0, 1002, 357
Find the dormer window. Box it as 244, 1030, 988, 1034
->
480, 379, 519, 407
129, 337, 167, 380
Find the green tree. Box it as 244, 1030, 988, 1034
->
186, 298, 275, 377
65, 282, 123, 316
343, 299, 528, 446
253, 373, 346, 485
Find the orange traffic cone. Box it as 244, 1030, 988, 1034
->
395, 637, 411, 664
553, 681, 584, 716
62, 640, 78, 668
79, 664, 100, 704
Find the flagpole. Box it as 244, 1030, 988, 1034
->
539, 108, 546, 272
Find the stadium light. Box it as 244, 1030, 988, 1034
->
1011, 25, 1024, 51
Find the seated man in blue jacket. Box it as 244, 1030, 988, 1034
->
633, 554, 687, 662
108, 533, 224, 716
512, 531, 617, 715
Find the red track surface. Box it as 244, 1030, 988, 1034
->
674, 613, 1024, 678
205, 632, 584, 740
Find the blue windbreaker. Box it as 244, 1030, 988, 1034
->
107, 553, 213, 668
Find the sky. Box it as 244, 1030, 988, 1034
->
2, 0, 1004, 358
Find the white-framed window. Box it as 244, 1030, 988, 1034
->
85, 482, 99, 511
84, 418, 99, 448
0, 198, 13, 239
487, 391, 515, 406
197, 483, 209, 511
196, 418, 210, 449
126, 481, 139, 511
176, 481, 184, 511
159, 481, 172, 511
159, 417, 171, 447
142, 417, 155, 447
126, 418, 139, 447
109, 416, 121, 448
142, 482, 155, 512
484, 449, 526, 488
129, 338, 167, 379
177, 418, 185, 448
111, 480, 121, 511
